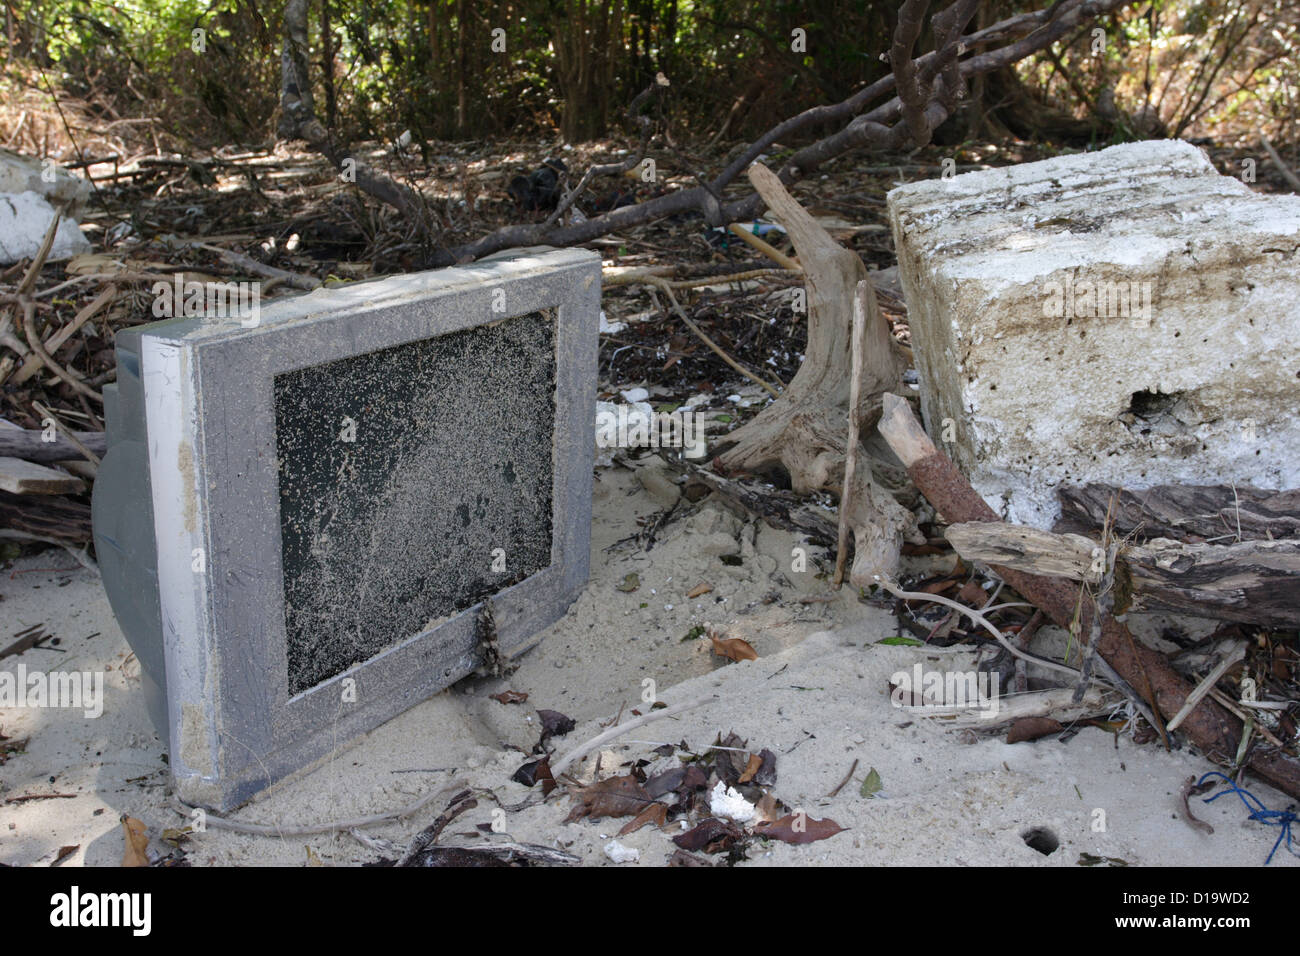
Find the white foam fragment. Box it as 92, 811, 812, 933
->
710, 781, 757, 823
603, 839, 640, 863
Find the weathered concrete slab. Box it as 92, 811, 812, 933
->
888, 140, 1300, 527
0, 150, 94, 263
0, 148, 92, 214
0, 192, 92, 263
93, 247, 600, 809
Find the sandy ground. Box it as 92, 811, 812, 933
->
1, 463, 1295, 867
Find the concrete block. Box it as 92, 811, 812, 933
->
888, 140, 1300, 526
92, 247, 600, 809
0, 192, 91, 264
0, 148, 92, 215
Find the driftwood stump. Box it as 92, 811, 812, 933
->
715, 164, 914, 583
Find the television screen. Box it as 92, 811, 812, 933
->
92, 247, 599, 810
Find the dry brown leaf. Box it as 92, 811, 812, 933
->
490, 690, 529, 704
737, 752, 763, 784
754, 813, 847, 845
1006, 717, 1064, 744
617, 801, 668, 836
673, 817, 745, 853
120, 816, 150, 867
52, 845, 78, 866
565, 774, 653, 822
687, 582, 713, 598
710, 633, 758, 662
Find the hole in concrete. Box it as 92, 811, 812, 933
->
1126, 388, 1180, 420
1021, 827, 1059, 855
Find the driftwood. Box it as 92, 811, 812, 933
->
714, 164, 914, 585
0, 458, 85, 495
0, 491, 92, 544
945, 522, 1300, 627
677, 464, 840, 547
938, 686, 1119, 730
875, 392, 1300, 802
0, 428, 107, 464
1056, 483, 1300, 542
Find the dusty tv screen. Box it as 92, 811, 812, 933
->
274, 311, 557, 694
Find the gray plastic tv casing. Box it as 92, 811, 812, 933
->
92, 247, 600, 810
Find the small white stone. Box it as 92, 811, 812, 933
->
603, 839, 640, 863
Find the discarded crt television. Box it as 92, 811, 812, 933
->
92, 247, 600, 809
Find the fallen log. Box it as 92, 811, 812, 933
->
0, 428, 107, 464
1056, 483, 1300, 542
876, 392, 1300, 801
944, 521, 1300, 627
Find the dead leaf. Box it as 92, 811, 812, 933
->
737, 752, 763, 784
687, 582, 712, 598
1006, 717, 1064, 744
754, 791, 786, 823
538, 709, 575, 738
490, 690, 529, 704
120, 816, 149, 867
565, 775, 653, 822
617, 801, 668, 836
51, 845, 78, 866
645, 767, 686, 799
673, 817, 745, 853
710, 633, 758, 662
512, 756, 556, 795
755, 814, 847, 845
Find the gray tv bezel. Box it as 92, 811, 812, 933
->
102, 248, 598, 809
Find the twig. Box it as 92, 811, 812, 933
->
20, 301, 102, 403
833, 281, 870, 588
191, 243, 322, 291
167, 777, 468, 837
825, 758, 859, 798
647, 278, 782, 398
1166, 641, 1247, 733
1261, 135, 1300, 192
726, 223, 801, 272
874, 576, 1084, 679
551, 695, 718, 776
5, 792, 78, 803
395, 792, 477, 866
11, 284, 118, 387
1178, 776, 1215, 835
30, 401, 101, 466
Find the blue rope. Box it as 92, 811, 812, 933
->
1197, 771, 1299, 865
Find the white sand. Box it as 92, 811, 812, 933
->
1, 464, 1294, 867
